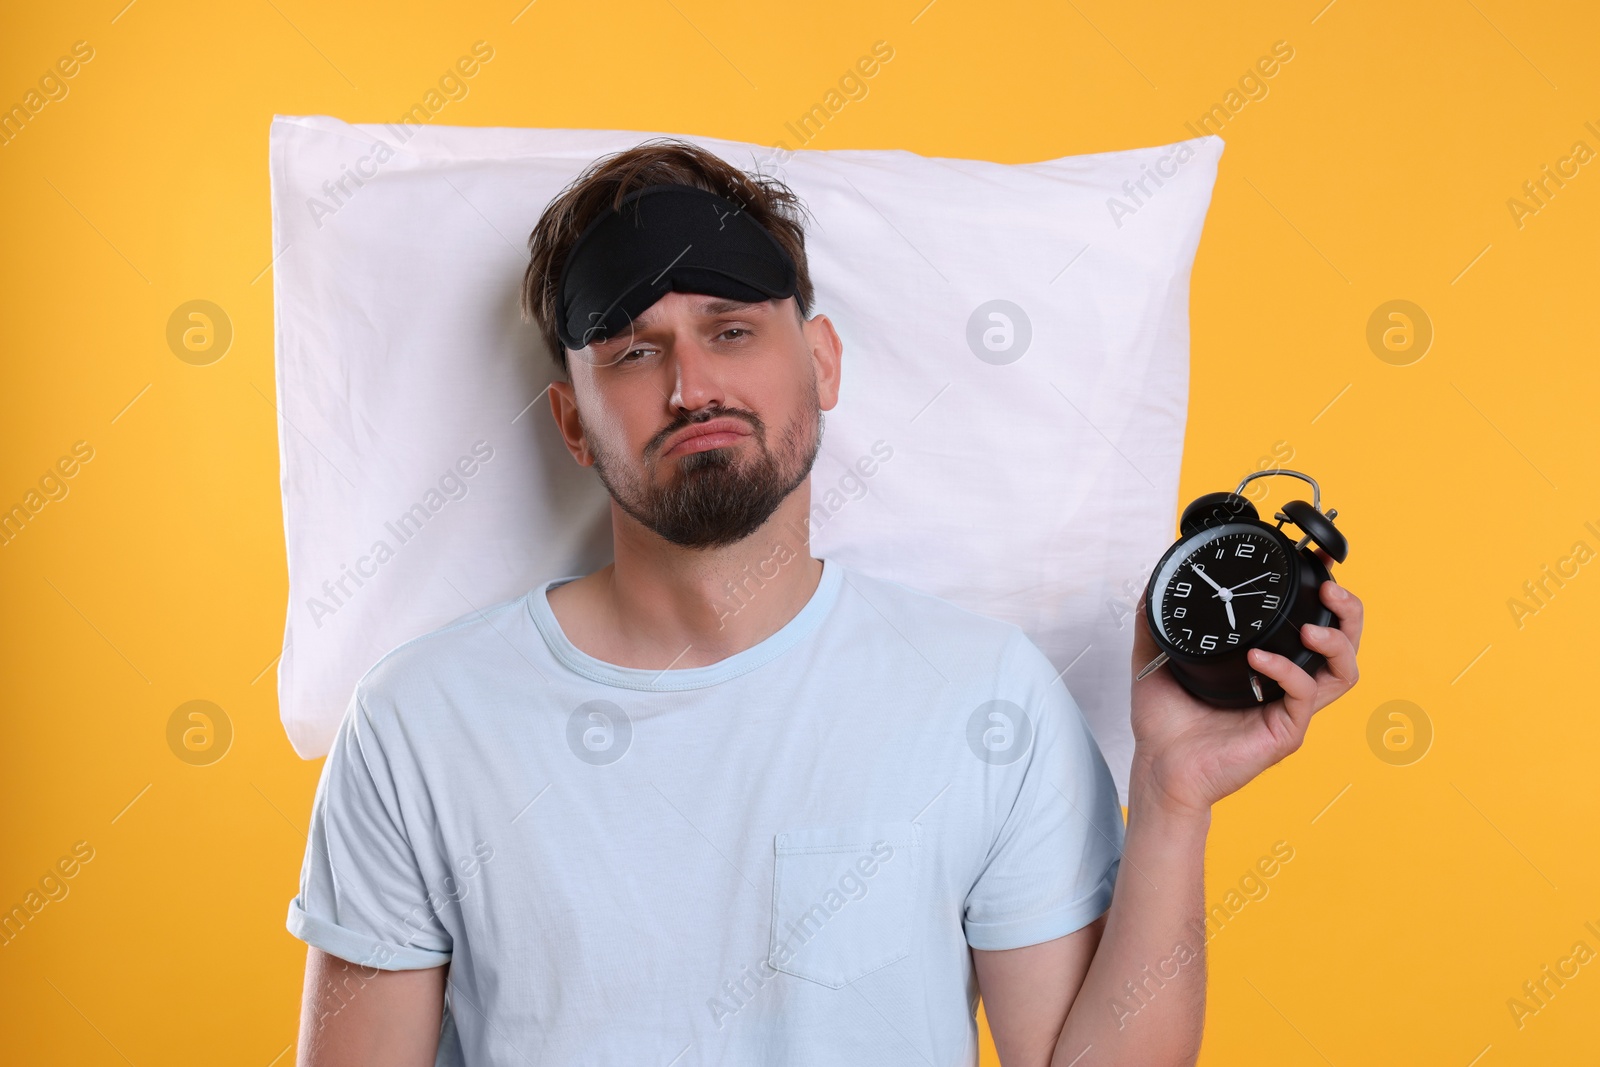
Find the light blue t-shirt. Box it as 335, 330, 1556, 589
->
287, 557, 1125, 1066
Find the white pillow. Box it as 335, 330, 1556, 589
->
269, 115, 1223, 805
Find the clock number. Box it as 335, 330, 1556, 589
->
1175, 581, 1192, 598
1173, 606, 1187, 619
1227, 633, 1240, 645
1200, 634, 1218, 651
1181, 628, 1193, 641
1268, 572, 1281, 583
1235, 542, 1256, 558
1262, 594, 1280, 610
1251, 619, 1263, 630
1215, 547, 1225, 559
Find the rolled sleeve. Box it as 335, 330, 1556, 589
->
962, 632, 1126, 951
286, 688, 452, 971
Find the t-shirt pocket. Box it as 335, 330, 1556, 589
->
767, 821, 920, 989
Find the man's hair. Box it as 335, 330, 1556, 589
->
520, 138, 816, 377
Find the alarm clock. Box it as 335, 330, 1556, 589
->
1137, 469, 1349, 707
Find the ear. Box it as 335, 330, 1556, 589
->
547, 377, 594, 467
802, 310, 844, 412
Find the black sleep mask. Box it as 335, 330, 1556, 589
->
555, 183, 799, 352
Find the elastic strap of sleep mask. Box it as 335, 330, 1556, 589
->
555, 183, 799, 353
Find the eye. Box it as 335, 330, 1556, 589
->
719, 327, 750, 341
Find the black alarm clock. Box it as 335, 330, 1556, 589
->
1137, 469, 1348, 707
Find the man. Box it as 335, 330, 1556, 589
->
288, 139, 1363, 1066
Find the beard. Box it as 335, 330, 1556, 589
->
584, 376, 824, 549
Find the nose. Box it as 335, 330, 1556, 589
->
667, 330, 728, 418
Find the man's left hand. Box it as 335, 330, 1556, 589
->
1128, 554, 1364, 819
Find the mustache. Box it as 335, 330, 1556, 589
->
647, 408, 765, 457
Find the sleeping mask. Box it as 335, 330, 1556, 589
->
555, 183, 800, 353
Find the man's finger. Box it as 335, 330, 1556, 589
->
1319, 581, 1364, 655
1247, 647, 1320, 733
1300, 621, 1359, 700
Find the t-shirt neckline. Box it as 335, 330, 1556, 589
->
526, 557, 842, 692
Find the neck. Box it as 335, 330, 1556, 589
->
552, 481, 822, 670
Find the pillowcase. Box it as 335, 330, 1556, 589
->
269, 115, 1223, 805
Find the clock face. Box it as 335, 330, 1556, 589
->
1153, 525, 1293, 657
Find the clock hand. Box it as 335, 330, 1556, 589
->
1191, 563, 1228, 596
1225, 571, 1272, 594
1192, 561, 1238, 629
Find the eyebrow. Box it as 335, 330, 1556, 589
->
593, 297, 767, 346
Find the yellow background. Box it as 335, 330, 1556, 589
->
3, 1, 1597, 1063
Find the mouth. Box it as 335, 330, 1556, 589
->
662, 418, 751, 457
